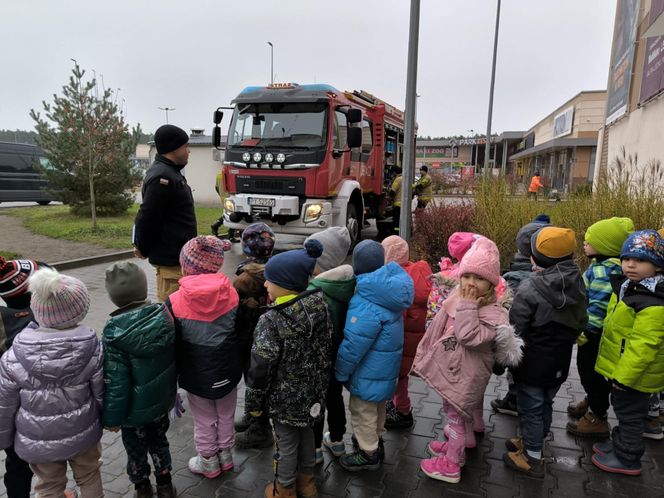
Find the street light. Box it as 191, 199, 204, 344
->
484, 0, 501, 176
158, 107, 176, 124
267, 42, 274, 85
400, 0, 421, 243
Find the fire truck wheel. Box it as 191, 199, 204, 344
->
346, 202, 361, 248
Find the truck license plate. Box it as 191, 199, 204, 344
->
249, 197, 276, 207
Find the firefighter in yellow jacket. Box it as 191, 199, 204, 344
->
390, 173, 403, 234
413, 165, 433, 209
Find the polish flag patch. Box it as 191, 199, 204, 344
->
159, 178, 170, 186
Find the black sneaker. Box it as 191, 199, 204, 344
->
384, 408, 414, 429
491, 393, 518, 416
235, 418, 274, 449
352, 435, 385, 461
234, 413, 255, 433
339, 448, 381, 471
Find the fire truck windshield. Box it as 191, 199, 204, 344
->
228, 102, 328, 149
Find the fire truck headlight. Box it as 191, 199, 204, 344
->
242, 152, 251, 162
304, 203, 323, 223
276, 153, 286, 163
265, 153, 274, 163
252, 152, 262, 163
224, 199, 235, 213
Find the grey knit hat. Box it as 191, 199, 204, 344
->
305, 227, 352, 272
105, 262, 148, 309
516, 221, 549, 258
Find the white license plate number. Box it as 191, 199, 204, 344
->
249, 197, 276, 207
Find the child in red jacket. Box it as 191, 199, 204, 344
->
381, 236, 432, 429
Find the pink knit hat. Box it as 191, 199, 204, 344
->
381, 235, 409, 265
180, 236, 232, 276
448, 232, 478, 261
458, 237, 501, 286
29, 268, 90, 329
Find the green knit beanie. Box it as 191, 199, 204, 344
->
585, 217, 634, 257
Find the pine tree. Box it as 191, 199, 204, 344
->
30, 62, 142, 227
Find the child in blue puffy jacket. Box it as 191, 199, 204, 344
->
335, 240, 414, 471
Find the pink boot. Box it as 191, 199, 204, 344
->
420, 455, 461, 483
426, 441, 466, 466
443, 424, 477, 449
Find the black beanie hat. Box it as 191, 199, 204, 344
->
155, 125, 189, 154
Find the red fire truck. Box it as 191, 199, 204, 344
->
212, 83, 405, 245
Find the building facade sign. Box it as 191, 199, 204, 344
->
553, 106, 575, 138
640, 0, 664, 103
606, 0, 640, 124
416, 146, 458, 158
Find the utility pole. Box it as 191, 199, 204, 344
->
268, 42, 274, 85
158, 107, 175, 124
400, 0, 420, 243
484, 0, 501, 177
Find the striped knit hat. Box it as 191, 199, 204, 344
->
29, 268, 90, 329
180, 236, 232, 276
0, 257, 41, 303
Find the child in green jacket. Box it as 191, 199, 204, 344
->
593, 230, 664, 476
566, 217, 633, 437
102, 262, 177, 498
305, 227, 355, 463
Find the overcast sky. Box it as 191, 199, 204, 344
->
1, 0, 616, 138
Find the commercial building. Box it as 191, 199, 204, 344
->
595, 0, 664, 185
416, 133, 524, 177
508, 90, 607, 192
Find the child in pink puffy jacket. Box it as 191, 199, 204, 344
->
412, 238, 522, 484
427, 233, 511, 329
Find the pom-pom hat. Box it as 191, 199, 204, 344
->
305, 227, 351, 272
180, 236, 232, 276
264, 239, 323, 292
29, 268, 90, 329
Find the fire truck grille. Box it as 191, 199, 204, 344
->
236, 176, 305, 196
250, 205, 272, 216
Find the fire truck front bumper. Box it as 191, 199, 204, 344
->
222, 194, 335, 235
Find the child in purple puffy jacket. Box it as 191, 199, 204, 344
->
0, 268, 104, 498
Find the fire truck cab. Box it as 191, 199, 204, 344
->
213, 83, 405, 245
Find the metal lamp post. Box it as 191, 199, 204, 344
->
158, 107, 175, 124
484, 0, 501, 176
267, 42, 274, 85
400, 0, 421, 243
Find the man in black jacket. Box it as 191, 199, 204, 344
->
133, 125, 197, 301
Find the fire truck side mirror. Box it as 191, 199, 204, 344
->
347, 127, 362, 148
213, 126, 222, 149
213, 109, 224, 124
347, 108, 362, 124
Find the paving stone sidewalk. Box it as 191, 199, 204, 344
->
2, 259, 664, 497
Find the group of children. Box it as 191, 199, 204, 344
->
1, 215, 664, 497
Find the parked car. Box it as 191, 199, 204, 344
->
0, 142, 55, 204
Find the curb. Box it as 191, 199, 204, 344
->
53, 250, 135, 271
